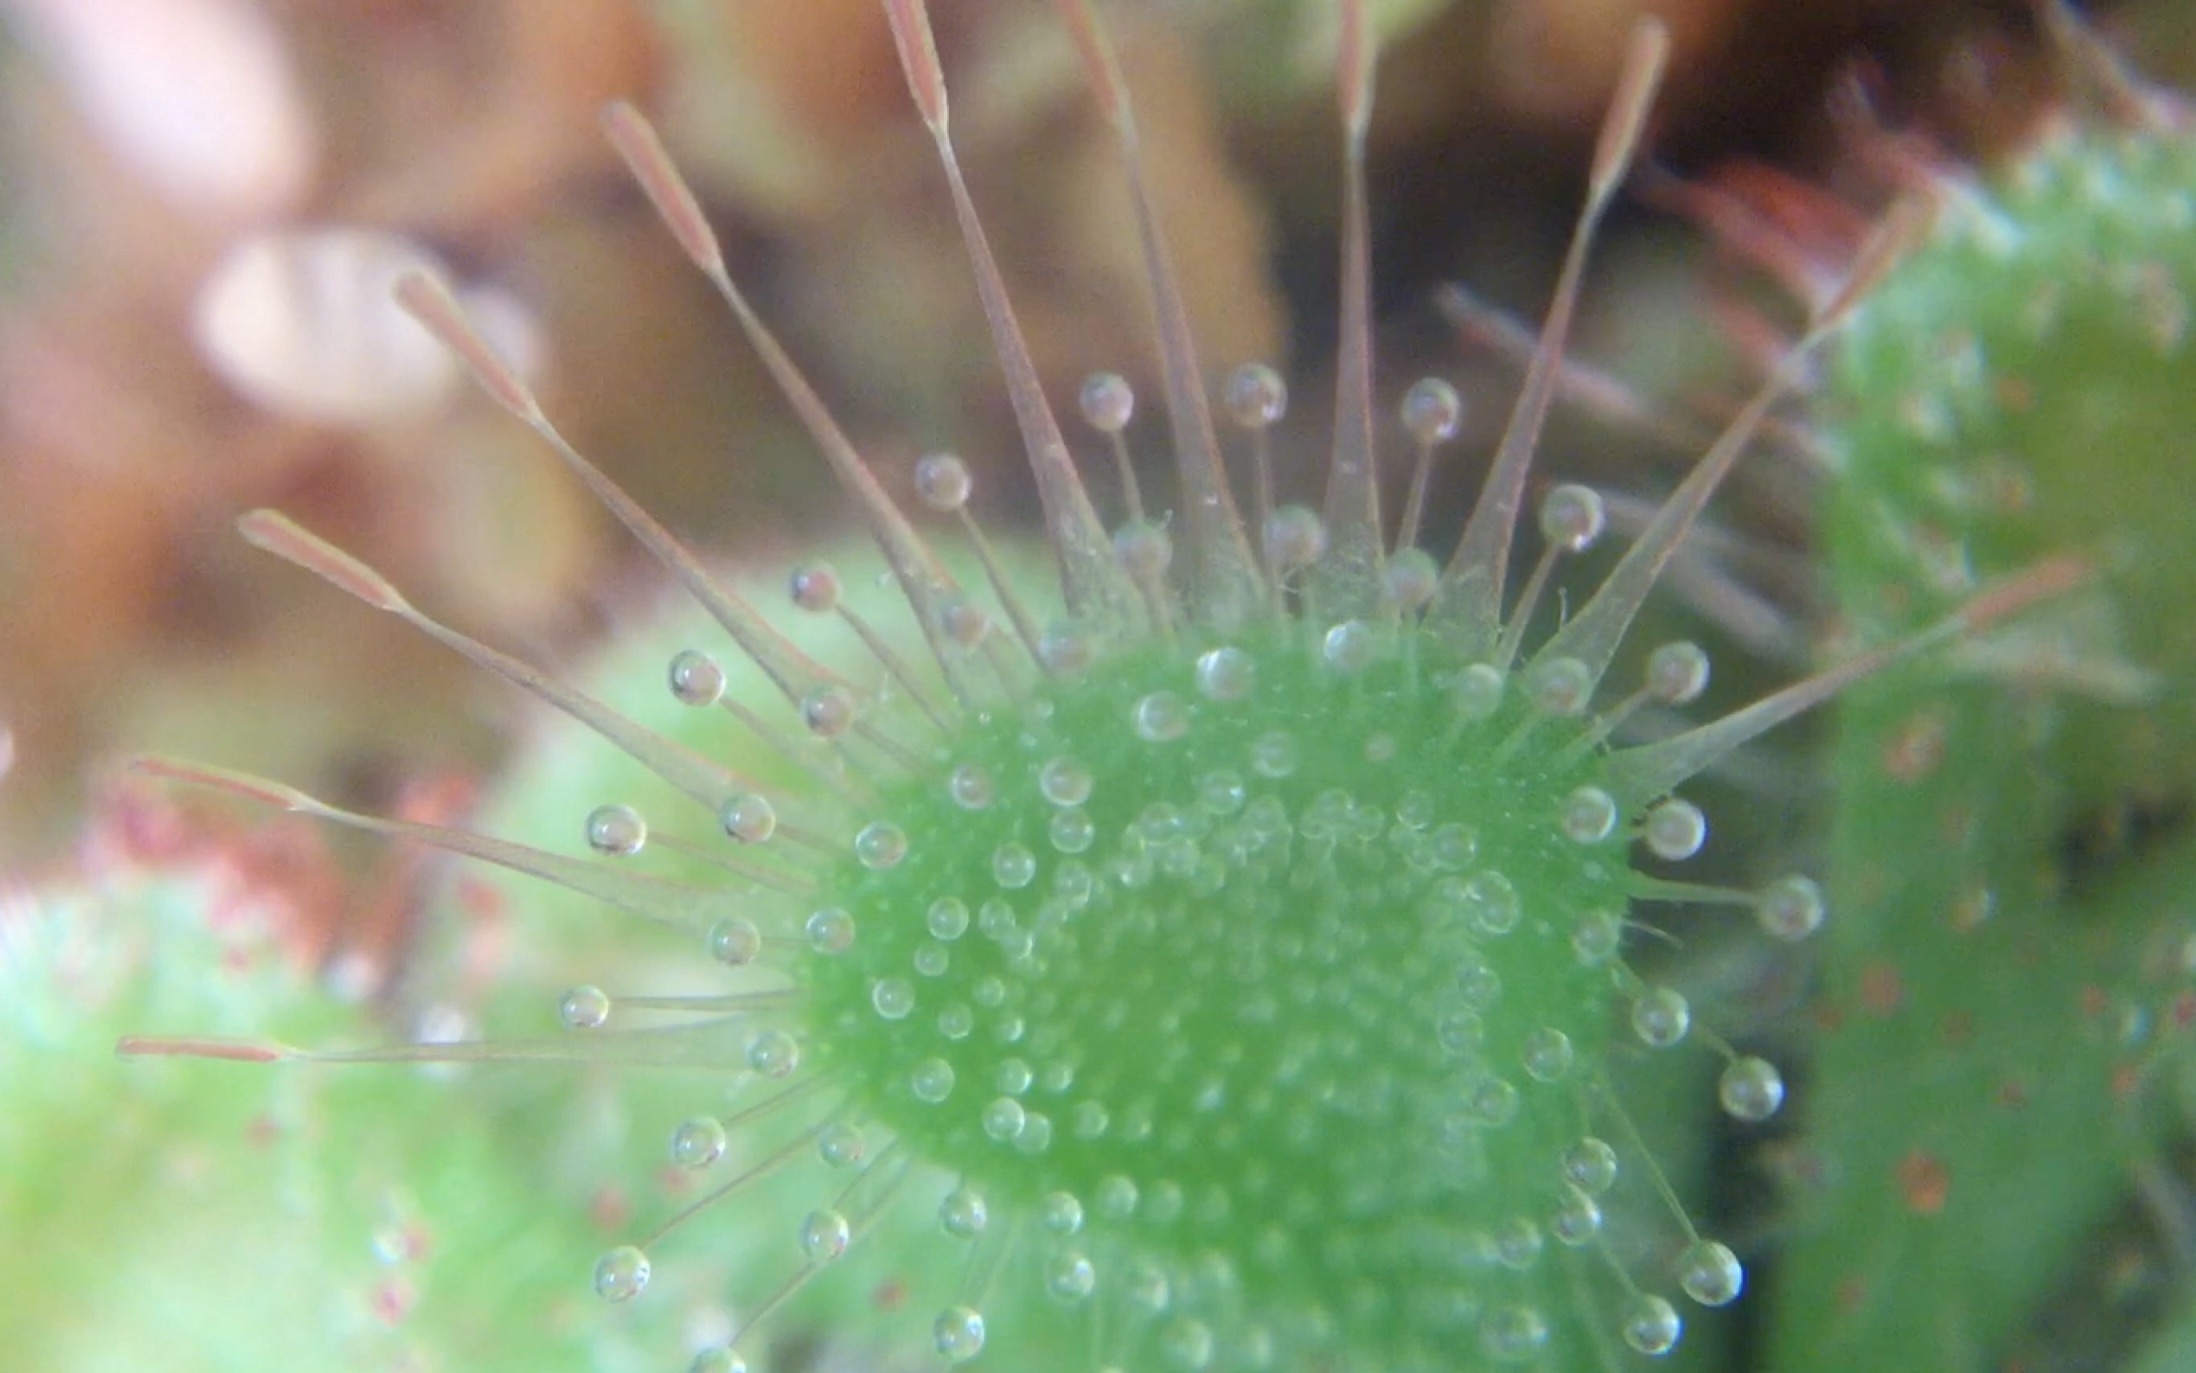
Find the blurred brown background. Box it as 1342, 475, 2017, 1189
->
0, 0, 2185, 874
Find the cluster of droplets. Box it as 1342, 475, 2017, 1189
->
531, 431, 1838, 1365
113, 0, 2080, 1369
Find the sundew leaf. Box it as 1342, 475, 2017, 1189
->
114, 3, 2085, 1370
1773, 116, 2196, 1373
3, 860, 698, 1372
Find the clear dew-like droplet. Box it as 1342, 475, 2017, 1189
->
807, 907, 856, 954
788, 562, 840, 613
800, 685, 857, 738
818, 1123, 867, 1168
720, 793, 777, 843
914, 452, 973, 512
1048, 1250, 1097, 1301
1622, 1295, 1683, 1356
1563, 1137, 1620, 1194
1457, 959, 1503, 1012
1123, 1257, 1169, 1312
1551, 1187, 1603, 1246
1098, 1175, 1140, 1219
911, 1057, 956, 1104
983, 1097, 1027, 1142
1051, 808, 1095, 854
1384, 547, 1440, 611
1462, 870, 1522, 936
940, 1186, 989, 1238
1014, 1103, 1051, 1151
927, 897, 970, 941
1072, 1100, 1110, 1139
1645, 640, 1710, 705
1678, 1239, 1746, 1307
668, 648, 726, 707
708, 917, 762, 967
1539, 483, 1607, 553
994, 1058, 1034, 1095
559, 985, 610, 1030
939, 596, 991, 648
1135, 691, 1190, 742
1250, 730, 1298, 779
1561, 786, 1619, 844
1571, 909, 1623, 965
1200, 772, 1249, 818
1757, 874, 1826, 942
1080, 371, 1135, 433
872, 976, 916, 1019
747, 1029, 799, 1078
1322, 620, 1377, 672
1264, 505, 1327, 570
1161, 1316, 1216, 1370
585, 803, 647, 857
855, 821, 909, 869
1718, 1055, 1786, 1123
1632, 987, 1692, 1048
1401, 376, 1463, 444
1525, 655, 1594, 716
1451, 663, 1505, 721
1039, 756, 1093, 806
950, 764, 994, 810
1643, 798, 1708, 861
689, 1348, 747, 1373
1471, 1076, 1521, 1127
1195, 646, 1256, 701
992, 841, 1037, 889
1522, 1027, 1574, 1082
1225, 361, 1287, 429
670, 1115, 727, 1169
1495, 1216, 1544, 1270
1436, 1006, 1485, 1056
800, 1208, 851, 1262
934, 1305, 986, 1362
1481, 1305, 1550, 1360
1039, 623, 1093, 676
1043, 1191, 1085, 1235
1114, 520, 1173, 579
593, 1245, 650, 1303
1431, 822, 1479, 870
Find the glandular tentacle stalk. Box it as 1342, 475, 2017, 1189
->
120, 3, 2082, 1370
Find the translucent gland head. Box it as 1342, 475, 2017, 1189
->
788, 563, 841, 614
667, 649, 726, 707
1642, 798, 1707, 861
1756, 875, 1826, 942
1079, 371, 1135, 434
720, 793, 777, 844
1263, 506, 1327, 570
1539, 484, 1607, 554
1718, 1055, 1785, 1122
1644, 641, 1710, 706
1224, 362, 1286, 429
915, 453, 974, 512
585, 803, 647, 857
1401, 377, 1463, 445
1678, 1239, 1745, 1307
593, 1245, 650, 1303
